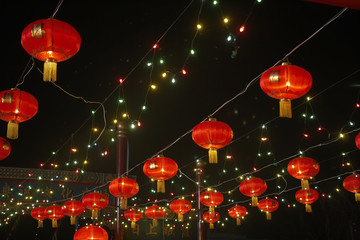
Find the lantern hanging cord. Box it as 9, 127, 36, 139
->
15, 57, 34, 89
51, 82, 107, 143
50, 0, 64, 18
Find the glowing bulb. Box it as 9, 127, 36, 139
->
150, 84, 157, 89
162, 72, 167, 78
224, 18, 229, 23
239, 26, 245, 33
182, 69, 187, 75
197, 24, 202, 30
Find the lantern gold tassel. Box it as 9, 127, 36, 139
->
355, 192, 360, 202
38, 220, 43, 228
301, 179, 309, 190
44, 58, 57, 82
209, 206, 215, 216
209, 223, 214, 229
70, 216, 76, 225
208, 148, 218, 164
236, 218, 241, 226
266, 212, 271, 220
52, 219, 58, 228
305, 204, 312, 213
252, 196, 258, 207
92, 209, 98, 219
120, 197, 127, 210
131, 221, 136, 229
157, 180, 165, 193
279, 98, 292, 118
7, 120, 19, 140
153, 219, 157, 227
178, 214, 183, 222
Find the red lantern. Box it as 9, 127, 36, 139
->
355, 132, 360, 150
45, 205, 64, 228
144, 204, 165, 227
287, 157, 319, 190
260, 62, 312, 118
295, 189, 319, 213
228, 205, 247, 226
73, 225, 108, 240
0, 89, 38, 139
257, 198, 279, 220
31, 206, 47, 228
0, 137, 11, 160
200, 190, 223, 216
169, 199, 192, 222
143, 155, 178, 193
109, 177, 139, 209
304, 0, 360, 10
192, 118, 233, 164
239, 177, 267, 207
124, 209, 143, 229
62, 200, 85, 225
82, 192, 109, 219
203, 211, 220, 230
21, 19, 81, 82
343, 174, 360, 202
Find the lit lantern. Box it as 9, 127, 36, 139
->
62, 200, 85, 225
287, 157, 319, 190
343, 174, 360, 202
203, 211, 220, 229
21, 18, 81, 82
124, 209, 143, 229
73, 225, 108, 240
0, 137, 11, 160
82, 192, 109, 219
200, 190, 223, 216
143, 155, 178, 193
169, 199, 192, 222
0, 89, 38, 139
257, 198, 279, 220
295, 189, 319, 213
31, 206, 47, 228
45, 205, 64, 228
109, 177, 139, 209
239, 177, 267, 207
144, 204, 165, 227
260, 62, 312, 118
228, 205, 247, 226
355, 132, 360, 150
192, 118, 233, 164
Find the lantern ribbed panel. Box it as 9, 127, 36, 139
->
109, 177, 139, 199
295, 189, 319, 212
124, 209, 143, 222
239, 177, 267, 206
355, 132, 360, 150
200, 190, 224, 209
0, 137, 11, 160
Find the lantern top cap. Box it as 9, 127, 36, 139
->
208, 117, 217, 121
281, 62, 291, 66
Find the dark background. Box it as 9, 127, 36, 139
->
1, 0, 360, 239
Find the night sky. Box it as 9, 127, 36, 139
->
1, 0, 360, 239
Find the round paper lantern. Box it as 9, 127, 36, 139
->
109, 177, 139, 209
143, 155, 178, 193
192, 118, 233, 164
257, 198, 279, 220
0, 137, 11, 160
228, 205, 247, 226
169, 199, 192, 222
21, 18, 81, 82
0, 89, 38, 139
73, 225, 108, 240
203, 211, 220, 230
144, 204, 165, 227
260, 62, 312, 118
287, 157, 319, 190
355, 132, 360, 150
200, 190, 223, 216
31, 206, 47, 228
62, 200, 85, 225
343, 174, 360, 202
82, 192, 109, 219
124, 209, 143, 229
239, 177, 267, 207
295, 189, 319, 213
45, 205, 64, 228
